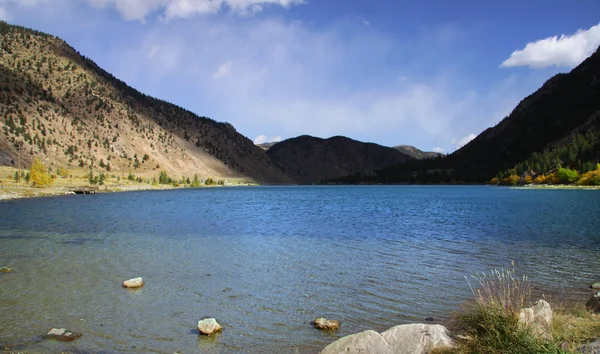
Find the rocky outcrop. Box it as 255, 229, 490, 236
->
45, 328, 82, 342
518, 300, 553, 337
197, 318, 222, 335
578, 339, 600, 354
587, 291, 600, 313
320, 324, 453, 354
312, 318, 340, 330
122, 277, 144, 288
392, 145, 443, 159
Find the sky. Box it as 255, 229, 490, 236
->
1, 1, 599, 153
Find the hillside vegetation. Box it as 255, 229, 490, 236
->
0, 21, 291, 184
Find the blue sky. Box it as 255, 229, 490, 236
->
1, 0, 599, 153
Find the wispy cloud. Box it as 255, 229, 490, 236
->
452, 134, 476, 149
86, 0, 304, 21
212, 60, 232, 79
253, 135, 281, 144
432, 147, 445, 153
0, 7, 7, 20
501, 23, 600, 69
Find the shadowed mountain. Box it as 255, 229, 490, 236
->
267, 135, 412, 184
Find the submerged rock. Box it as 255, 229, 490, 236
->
122, 277, 144, 288
45, 328, 82, 342
197, 318, 222, 335
320, 324, 453, 354
587, 292, 600, 313
0, 267, 12, 273
519, 299, 553, 337
312, 318, 340, 330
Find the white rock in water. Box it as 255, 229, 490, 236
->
313, 317, 340, 330
46, 328, 82, 341
321, 330, 392, 354
592, 282, 600, 289
197, 318, 222, 335
381, 324, 454, 354
122, 277, 144, 288
519, 299, 553, 337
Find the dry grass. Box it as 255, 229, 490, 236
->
433, 267, 600, 354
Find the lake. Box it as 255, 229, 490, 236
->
1, 186, 599, 353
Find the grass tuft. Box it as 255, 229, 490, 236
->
434, 266, 600, 354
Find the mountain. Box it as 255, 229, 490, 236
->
0, 22, 292, 184
354, 45, 600, 184
257, 142, 279, 150
393, 145, 443, 159
266, 135, 412, 184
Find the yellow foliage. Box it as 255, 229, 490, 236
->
524, 175, 532, 184
58, 166, 70, 178
30, 158, 53, 188
533, 174, 546, 184
578, 165, 600, 186
505, 174, 520, 186
490, 177, 499, 185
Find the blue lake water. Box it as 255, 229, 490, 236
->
1, 186, 600, 353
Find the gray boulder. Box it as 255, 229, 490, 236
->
382, 324, 454, 354
578, 339, 600, 354
321, 330, 392, 354
519, 299, 553, 337
591, 283, 600, 289
320, 324, 453, 354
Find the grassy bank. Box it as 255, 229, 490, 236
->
432, 268, 600, 354
0, 166, 257, 200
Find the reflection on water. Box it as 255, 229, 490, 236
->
1, 186, 600, 353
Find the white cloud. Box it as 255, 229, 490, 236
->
432, 147, 445, 153
212, 60, 232, 79
85, 0, 304, 21
501, 23, 600, 69
253, 135, 281, 144
452, 134, 476, 149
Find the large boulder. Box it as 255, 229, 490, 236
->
45, 328, 82, 342
313, 318, 340, 330
519, 299, 553, 337
587, 292, 600, 313
122, 277, 144, 288
381, 324, 454, 354
321, 330, 392, 354
320, 324, 453, 354
197, 318, 222, 335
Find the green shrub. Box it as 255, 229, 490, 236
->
555, 168, 579, 184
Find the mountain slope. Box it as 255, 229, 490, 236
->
267, 135, 412, 184
0, 21, 292, 184
393, 145, 443, 159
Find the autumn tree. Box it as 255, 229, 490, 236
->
29, 158, 53, 187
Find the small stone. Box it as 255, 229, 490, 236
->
0, 267, 12, 273
592, 282, 600, 289
45, 328, 82, 342
312, 317, 340, 330
197, 318, 222, 335
122, 277, 144, 288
